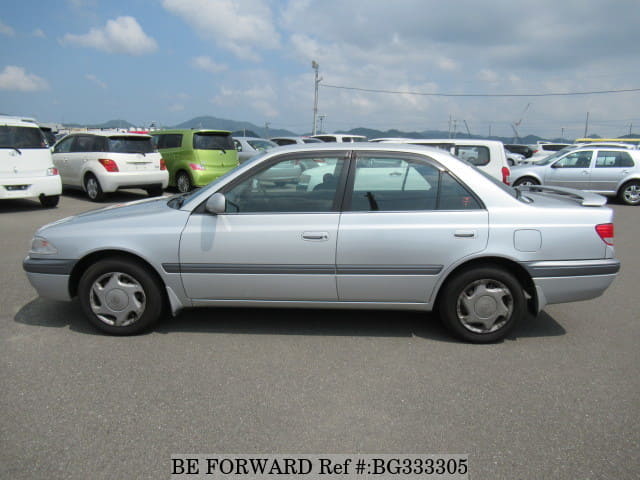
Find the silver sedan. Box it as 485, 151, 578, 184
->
24, 143, 620, 343
510, 146, 640, 205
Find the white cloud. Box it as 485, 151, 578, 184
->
163, 0, 280, 61
0, 20, 15, 36
212, 82, 279, 118
85, 74, 107, 89
0, 66, 49, 91
168, 103, 185, 112
61, 16, 157, 55
191, 56, 227, 74
32, 29, 46, 38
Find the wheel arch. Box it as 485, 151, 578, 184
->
513, 174, 542, 185
617, 176, 640, 193
68, 249, 167, 300
433, 256, 538, 315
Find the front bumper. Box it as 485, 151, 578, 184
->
525, 259, 620, 311
23, 257, 75, 301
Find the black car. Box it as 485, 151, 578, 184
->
505, 144, 534, 158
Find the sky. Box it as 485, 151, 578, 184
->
1, 0, 640, 139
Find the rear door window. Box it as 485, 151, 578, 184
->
595, 151, 635, 168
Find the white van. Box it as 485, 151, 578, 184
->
0, 116, 62, 207
371, 138, 511, 184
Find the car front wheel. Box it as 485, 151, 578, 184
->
78, 258, 165, 335
439, 266, 525, 343
618, 180, 640, 205
513, 177, 540, 187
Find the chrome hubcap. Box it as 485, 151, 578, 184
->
86, 178, 98, 198
623, 185, 640, 204
456, 279, 513, 333
89, 272, 146, 327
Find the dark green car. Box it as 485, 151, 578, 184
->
151, 129, 239, 192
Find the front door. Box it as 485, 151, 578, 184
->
545, 150, 593, 189
179, 152, 348, 301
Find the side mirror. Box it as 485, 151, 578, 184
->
205, 192, 226, 214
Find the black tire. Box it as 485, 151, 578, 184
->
438, 266, 525, 343
146, 186, 164, 197
40, 195, 60, 208
513, 176, 540, 187
175, 171, 192, 193
78, 258, 165, 335
84, 173, 105, 202
617, 180, 640, 205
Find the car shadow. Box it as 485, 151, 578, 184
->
0, 198, 48, 212
15, 298, 566, 342
61, 188, 154, 203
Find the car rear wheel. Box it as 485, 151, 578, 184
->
176, 171, 192, 193
439, 266, 525, 343
618, 180, 640, 205
78, 258, 164, 335
84, 173, 105, 202
513, 177, 540, 187
146, 186, 164, 197
40, 194, 60, 208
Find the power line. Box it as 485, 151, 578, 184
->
320, 83, 640, 98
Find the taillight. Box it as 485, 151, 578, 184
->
160, 158, 166, 170
501, 166, 511, 185
98, 158, 119, 172
596, 223, 614, 245
46, 167, 59, 176
189, 163, 205, 171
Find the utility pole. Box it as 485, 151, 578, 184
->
630, 123, 633, 135
318, 115, 326, 134
561, 127, 565, 140
264, 122, 270, 138
452, 119, 458, 139
448, 115, 452, 138
584, 112, 590, 137
311, 61, 322, 135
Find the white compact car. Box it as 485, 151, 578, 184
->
0, 116, 62, 208
52, 131, 168, 201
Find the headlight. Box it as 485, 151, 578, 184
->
30, 236, 58, 255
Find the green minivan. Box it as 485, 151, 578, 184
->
151, 129, 239, 192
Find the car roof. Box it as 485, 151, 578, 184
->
65, 130, 152, 138
375, 137, 506, 147
0, 116, 40, 127
233, 136, 271, 141
152, 129, 231, 134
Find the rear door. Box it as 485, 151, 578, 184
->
51, 135, 75, 182
589, 150, 636, 193
544, 150, 593, 189
67, 135, 96, 186
336, 152, 488, 304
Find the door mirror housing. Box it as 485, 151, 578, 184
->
205, 192, 226, 214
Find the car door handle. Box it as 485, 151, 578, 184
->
302, 232, 329, 241
582, 170, 589, 174
454, 230, 476, 238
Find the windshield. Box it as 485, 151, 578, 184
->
0, 126, 47, 149
536, 146, 577, 165
107, 136, 154, 153
193, 132, 235, 150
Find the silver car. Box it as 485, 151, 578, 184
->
511, 146, 640, 205
232, 136, 277, 164
23, 144, 620, 343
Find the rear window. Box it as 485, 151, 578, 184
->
193, 132, 235, 150
0, 126, 47, 149
107, 136, 154, 154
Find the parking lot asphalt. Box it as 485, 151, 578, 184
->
1, 190, 638, 480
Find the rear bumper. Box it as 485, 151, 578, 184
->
0, 175, 62, 200
99, 170, 168, 192
525, 259, 620, 311
190, 166, 237, 187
